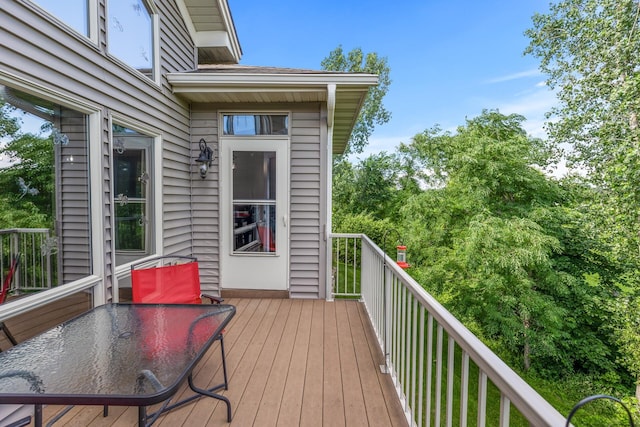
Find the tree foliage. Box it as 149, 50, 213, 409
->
526, 0, 640, 397
525, 0, 640, 260
321, 46, 391, 155
0, 102, 54, 229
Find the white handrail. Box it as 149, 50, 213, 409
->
330, 232, 567, 427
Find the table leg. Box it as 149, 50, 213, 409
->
34, 404, 42, 427
188, 375, 232, 422
138, 406, 146, 427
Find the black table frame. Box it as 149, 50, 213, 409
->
0, 303, 235, 427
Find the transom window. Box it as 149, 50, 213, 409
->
112, 125, 154, 265
108, 0, 155, 80
223, 115, 289, 136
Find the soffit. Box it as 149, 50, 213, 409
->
178, 0, 242, 64
167, 65, 378, 154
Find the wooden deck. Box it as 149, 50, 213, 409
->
39, 298, 408, 427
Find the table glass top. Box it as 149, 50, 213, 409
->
0, 303, 234, 403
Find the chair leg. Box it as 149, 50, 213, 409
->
219, 334, 228, 390
1, 322, 17, 346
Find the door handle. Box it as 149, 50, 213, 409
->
283, 215, 288, 227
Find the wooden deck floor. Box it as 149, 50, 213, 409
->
40, 298, 407, 427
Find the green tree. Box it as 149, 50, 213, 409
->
399, 111, 620, 377
321, 46, 391, 155
525, 0, 640, 398
0, 101, 54, 229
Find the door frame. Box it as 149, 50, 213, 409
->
218, 135, 290, 291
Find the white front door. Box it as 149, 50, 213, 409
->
220, 138, 289, 290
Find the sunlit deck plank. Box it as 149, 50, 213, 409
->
40, 299, 407, 427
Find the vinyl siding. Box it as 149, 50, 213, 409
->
290, 109, 323, 298
189, 104, 326, 298
190, 107, 220, 293
1, 1, 198, 302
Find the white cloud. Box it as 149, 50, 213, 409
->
486, 69, 542, 84
497, 86, 557, 138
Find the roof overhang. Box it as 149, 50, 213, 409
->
176, 0, 242, 64
167, 68, 378, 154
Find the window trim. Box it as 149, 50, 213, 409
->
0, 69, 105, 310
26, 0, 99, 44
219, 112, 292, 138
105, 0, 160, 85
109, 113, 163, 278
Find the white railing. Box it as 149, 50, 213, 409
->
0, 228, 54, 294
330, 233, 567, 427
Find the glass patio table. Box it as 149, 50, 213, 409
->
0, 303, 236, 426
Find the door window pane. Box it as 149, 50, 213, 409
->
232, 150, 277, 254
233, 204, 276, 253
233, 151, 276, 200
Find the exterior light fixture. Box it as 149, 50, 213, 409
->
195, 138, 214, 179
396, 245, 410, 269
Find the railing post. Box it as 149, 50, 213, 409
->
381, 261, 392, 374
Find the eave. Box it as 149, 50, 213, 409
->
176, 0, 243, 64
167, 68, 378, 154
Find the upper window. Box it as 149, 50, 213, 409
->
112, 125, 155, 266
30, 0, 90, 37
108, 0, 155, 80
0, 84, 92, 294
223, 115, 289, 136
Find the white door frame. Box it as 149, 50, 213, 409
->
219, 137, 290, 290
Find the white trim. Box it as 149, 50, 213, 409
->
216, 0, 242, 60
88, 0, 99, 43
88, 110, 105, 305
0, 277, 100, 322
168, 72, 378, 88
104, 0, 161, 87
325, 84, 336, 301
0, 71, 105, 310
108, 113, 164, 294
175, 0, 198, 43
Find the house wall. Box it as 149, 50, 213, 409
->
191, 103, 327, 299
0, 0, 198, 301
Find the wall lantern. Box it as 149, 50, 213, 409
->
195, 138, 214, 179
396, 245, 410, 269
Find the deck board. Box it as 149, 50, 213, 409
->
39, 299, 407, 427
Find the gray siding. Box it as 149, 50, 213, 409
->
190, 107, 220, 294
1, 0, 199, 301
190, 104, 326, 298
56, 109, 91, 283
290, 109, 323, 298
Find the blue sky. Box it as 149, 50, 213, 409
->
230, 0, 555, 160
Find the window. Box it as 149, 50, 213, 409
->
0, 84, 91, 291
30, 0, 90, 37
223, 115, 289, 136
108, 0, 155, 80
112, 124, 154, 265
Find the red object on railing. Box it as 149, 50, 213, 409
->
396, 245, 410, 269
0, 255, 20, 304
